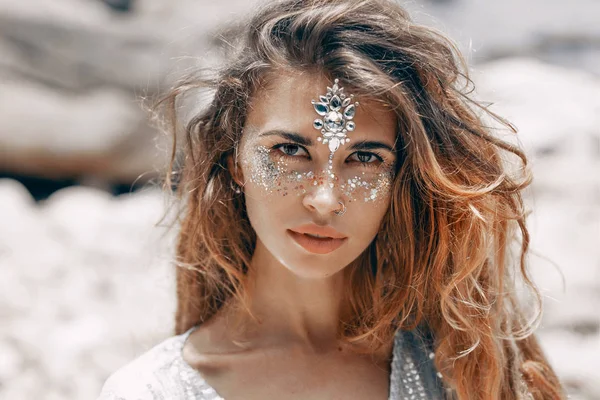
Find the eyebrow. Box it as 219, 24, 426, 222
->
348, 139, 394, 153
259, 130, 313, 146
258, 129, 395, 153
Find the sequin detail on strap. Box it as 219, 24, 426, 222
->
400, 356, 428, 399
388, 327, 446, 400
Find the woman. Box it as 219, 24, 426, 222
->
99, 0, 565, 398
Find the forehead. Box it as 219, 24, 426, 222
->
245, 70, 397, 144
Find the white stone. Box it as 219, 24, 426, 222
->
328, 138, 340, 152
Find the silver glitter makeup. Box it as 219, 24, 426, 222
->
339, 169, 394, 203
244, 144, 393, 203
245, 145, 319, 197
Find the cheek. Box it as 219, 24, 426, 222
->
242, 146, 281, 193
338, 168, 394, 204
347, 183, 391, 230
242, 145, 321, 197
342, 171, 393, 239
242, 146, 299, 196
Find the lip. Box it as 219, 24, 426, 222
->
287, 224, 348, 255
290, 224, 347, 239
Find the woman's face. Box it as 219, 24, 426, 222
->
236, 71, 397, 279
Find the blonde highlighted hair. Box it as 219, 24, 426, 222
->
156, 0, 565, 398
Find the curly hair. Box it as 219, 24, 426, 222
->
155, 0, 565, 398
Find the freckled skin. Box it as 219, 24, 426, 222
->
235, 71, 398, 279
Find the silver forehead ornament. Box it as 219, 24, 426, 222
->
311, 78, 359, 153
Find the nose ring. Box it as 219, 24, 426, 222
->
333, 200, 346, 216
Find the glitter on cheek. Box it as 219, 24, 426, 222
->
339, 168, 394, 204
245, 145, 281, 193
286, 169, 315, 195
244, 145, 358, 198
244, 145, 324, 197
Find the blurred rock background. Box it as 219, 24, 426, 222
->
0, 0, 598, 399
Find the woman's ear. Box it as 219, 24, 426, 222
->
226, 153, 244, 187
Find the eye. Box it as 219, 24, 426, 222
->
347, 151, 383, 165
272, 143, 310, 158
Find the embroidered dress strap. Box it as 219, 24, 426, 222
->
176, 326, 225, 399
97, 326, 225, 400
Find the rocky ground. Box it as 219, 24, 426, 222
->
0, 0, 599, 399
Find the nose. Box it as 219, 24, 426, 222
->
302, 182, 342, 216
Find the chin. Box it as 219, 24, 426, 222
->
287, 264, 343, 280
277, 252, 350, 280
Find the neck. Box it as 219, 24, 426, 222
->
224, 239, 351, 352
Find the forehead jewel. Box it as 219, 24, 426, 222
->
311, 78, 360, 153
